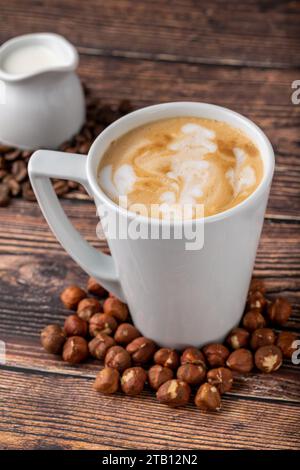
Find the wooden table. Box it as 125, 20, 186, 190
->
0, 0, 299, 450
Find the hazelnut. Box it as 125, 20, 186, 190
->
226, 328, 250, 350
62, 336, 89, 363
180, 347, 206, 367
194, 383, 221, 411
114, 323, 140, 345
88, 334, 116, 360
154, 348, 179, 370
247, 291, 267, 311
40, 324, 65, 354
276, 331, 298, 358
226, 348, 254, 373
121, 367, 147, 395
250, 328, 276, 350
93, 367, 119, 394
148, 365, 174, 390
255, 345, 283, 373
64, 315, 88, 337
267, 298, 292, 326
177, 364, 206, 385
249, 278, 266, 295
60, 285, 86, 310
242, 309, 266, 332
156, 379, 191, 407
105, 345, 131, 372
89, 313, 118, 337
126, 337, 157, 365
202, 343, 230, 367
103, 297, 129, 322
207, 367, 233, 394
77, 297, 101, 321
87, 277, 108, 298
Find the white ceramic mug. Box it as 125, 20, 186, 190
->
29, 102, 274, 349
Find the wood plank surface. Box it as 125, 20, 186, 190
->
0, 368, 299, 450
0, 0, 299, 68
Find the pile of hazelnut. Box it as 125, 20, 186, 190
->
40, 278, 297, 411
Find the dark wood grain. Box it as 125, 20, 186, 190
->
0, 368, 299, 450
3, 336, 300, 403
0, 0, 299, 68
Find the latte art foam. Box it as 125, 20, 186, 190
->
98, 117, 263, 219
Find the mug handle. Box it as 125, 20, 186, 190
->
28, 150, 125, 300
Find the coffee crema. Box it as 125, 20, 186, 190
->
97, 117, 263, 219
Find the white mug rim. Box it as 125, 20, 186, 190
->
86, 102, 275, 226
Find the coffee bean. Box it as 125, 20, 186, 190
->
0, 144, 13, 153
2, 173, 13, 182
94, 124, 105, 136
22, 181, 36, 201
53, 180, 69, 196
66, 146, 79, 154
8, 178, 21, 196
0, 182, 11, 206
78, 185, 86, 194
96, 105, 118, 125
4, 150, 21, 161
12, 160, 27, 182
86, 119, 96, 129
21, 150, 32, 159
59, 141, 71, 151
0, 156, 7, 170
75, 134, 86, 144
67, 180, 79, 190
0, 170, 7, 180
83, 127, 92, 140
79, 142, 90, 154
